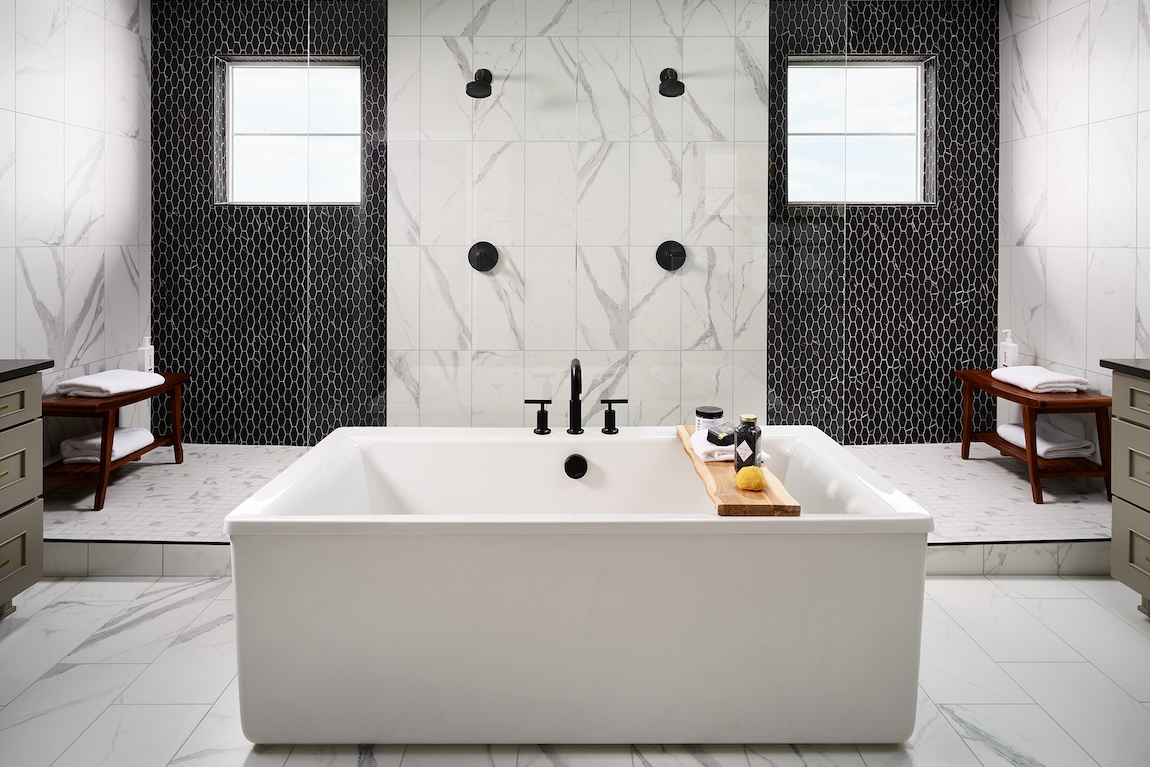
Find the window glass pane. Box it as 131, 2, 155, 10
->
308, 136, 361, 203
788, 136, 845, 202
787, 67, 846, 133
232, 136, 308, 203
845, 136, 918, 202
231, 67, 309, 134
309, 68, 361, 134
846, 67, 918, 134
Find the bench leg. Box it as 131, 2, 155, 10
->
94, 410, 117, 511
172, 382, 184, 464
961, 381, 973, 459
1095, 407, 1111, 501
1023, 406, 1043, 504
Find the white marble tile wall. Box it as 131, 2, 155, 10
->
2, 0, 151, 395
387, 0, 770, 427
1001, 0, 1150, 403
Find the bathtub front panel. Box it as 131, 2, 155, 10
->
230, 527, 927, 744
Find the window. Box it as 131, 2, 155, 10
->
226, 62, 361, 204
787, 60, 927, 204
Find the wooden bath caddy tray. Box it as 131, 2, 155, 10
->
676, 425, 801, 516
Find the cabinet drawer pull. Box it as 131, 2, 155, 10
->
0, 470, 7, 480
0, 559, 8, 569
0, 403, 7, 411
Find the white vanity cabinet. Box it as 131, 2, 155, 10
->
0, 361, 52, 621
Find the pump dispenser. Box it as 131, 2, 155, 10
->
137, 336, 154, 373
999, 330, 1018, 368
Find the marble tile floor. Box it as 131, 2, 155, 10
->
41, 441, 1110, 547
847, 442, 1111, 544
43, 444, 308, 543
2, 574, 1149, 767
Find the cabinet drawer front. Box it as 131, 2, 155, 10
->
0, 373, 42, 431
0, 420, 42, 512
1112, 497, 1150, 596
0, 499, 43, 601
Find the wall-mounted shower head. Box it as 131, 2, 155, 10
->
466, 69, 493, 99
658, 68, 684, 98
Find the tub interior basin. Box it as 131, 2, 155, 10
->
227, 426, 931, 526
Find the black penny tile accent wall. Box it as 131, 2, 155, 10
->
151, 0, 386, 445
767, 0, 998, 444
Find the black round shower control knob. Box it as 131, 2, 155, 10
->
565, 454, 588, 480
655, 240, 686, 271
468, 241, 499, 272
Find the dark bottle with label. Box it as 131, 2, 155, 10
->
734, 414, 760, 472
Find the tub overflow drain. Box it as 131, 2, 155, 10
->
565, 454, 588, 479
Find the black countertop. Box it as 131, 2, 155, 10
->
1101, 359, 1150, 380
0, 359, 53, 384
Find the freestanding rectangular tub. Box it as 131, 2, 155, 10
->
224, 425, 933, 745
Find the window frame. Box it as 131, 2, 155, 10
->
224, 59, 363, 206
786, 56, 934, 208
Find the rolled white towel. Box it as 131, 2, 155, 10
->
996, 421, 1096, 460
61, 426, 155, 463
990, 366, 1090, 393
56, 369, 165, 398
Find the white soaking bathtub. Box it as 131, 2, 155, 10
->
224, 425, 933, 745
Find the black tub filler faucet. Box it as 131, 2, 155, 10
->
568, 358, 583, 434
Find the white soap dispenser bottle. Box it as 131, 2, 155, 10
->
999, 329, 1019, 368
137, 336, 154, 373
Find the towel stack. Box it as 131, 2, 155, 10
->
997, 422, 1096, 460
60, 426, 155, 464
55, 369, 165, 398
990, 366, 1091, 393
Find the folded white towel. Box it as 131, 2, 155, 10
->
997, 422, 1097, 460
690, 428, 768, 465
691, 428, 735, 461
56, 369, 165, 398
990, 366, 1091, 393
61, 426, 155, 463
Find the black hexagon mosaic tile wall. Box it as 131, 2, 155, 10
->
152, 0, 385, 445
767, 0, 997, 444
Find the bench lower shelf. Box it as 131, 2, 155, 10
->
43, 437, 175, 482
972, 431, 1107, 478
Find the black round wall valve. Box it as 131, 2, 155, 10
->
656, 240, 686, 272
468, 241, 499, 272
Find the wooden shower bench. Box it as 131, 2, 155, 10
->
955, 369, 1111, 504
41, 372, 190, 510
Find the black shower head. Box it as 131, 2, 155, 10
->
466, 69, 492, 99
658, 68, 684, 98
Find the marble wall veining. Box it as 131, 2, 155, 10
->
388, 0, 998, 440
1, 0, 152, 430
1000, 0, 1150, 436
387, 0, 776, 429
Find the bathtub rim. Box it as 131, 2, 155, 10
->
224, 425, 933, 535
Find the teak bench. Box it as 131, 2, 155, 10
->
41, 372, 190, 510
955, 369, 1111, 504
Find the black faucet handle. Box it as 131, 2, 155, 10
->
600, 398, 627, 434
525, 399, 552, 435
